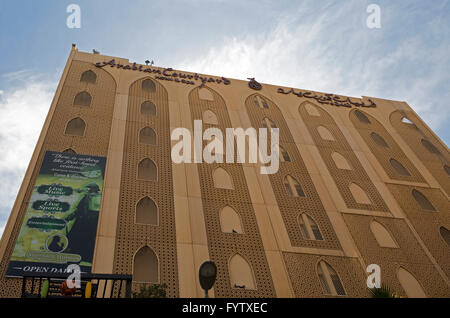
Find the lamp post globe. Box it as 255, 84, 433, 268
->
199, 261, 217, 298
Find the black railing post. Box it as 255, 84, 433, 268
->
125, 279, 132, 298
118, 279, 123, 298
21, 276, 27, 298
30, 277, 35, 295
102, 279, 107, 298
38, 277, 42, 296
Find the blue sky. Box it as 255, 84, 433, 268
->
0, 0, 449, 237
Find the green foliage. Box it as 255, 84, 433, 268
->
133, 283, 168, 298
368, 284, 396, 298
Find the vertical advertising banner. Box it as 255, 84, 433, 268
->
6, 151, 106, 277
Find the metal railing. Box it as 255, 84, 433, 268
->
20, 273, 132, 298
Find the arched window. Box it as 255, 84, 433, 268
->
401, 116, 414, 125
253, 96, 269, 109
389, 158, 411, 176
298, 214, 323, 240
73, 91, 92, 107
252, 97, 260, 109
304, 103, 320, 116
63, 148, 76, 154
140, 101, 157, 116
203, 109, 218, 125
370, 221, 398, 248
317, 261, 346, 296
65, 117, 86, 136
317, 126, 335, 141
139, 127, 157, 145
262, 117, 277, 129
349, 183, 371, 205
280, 146, 291, 162
284, 175, 305, 197
137, 158, 157, 181
411, 189, 436, 211
397, 268, 426, 298
142, 79, 156, 93
354, 109, 371, 124
136, 197, 158, 225
370, 132, 389, 147
198, 87, 214, 101
220, 206, 243, 234
260, 97, 269, 110
229, 254, 256, 290
331, 152, 352, 170
133, 246, 158, 283
444, 165, 450, 176
439, 226, 450, 247
80, 70, 97, 84
213, 167, 233, 189
421, 139, 441, 155
401, 116, 418, 129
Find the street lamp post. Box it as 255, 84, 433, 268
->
199, 261, 217, 298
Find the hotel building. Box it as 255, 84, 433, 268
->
0, 45, 449, 297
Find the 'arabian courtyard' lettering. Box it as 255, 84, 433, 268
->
96, 59, 231, 86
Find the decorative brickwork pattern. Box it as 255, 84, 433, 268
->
112, 77, 179, 297
385, 184, 450, 279
350, 109, 425, 183
245, 94, 341, 250
283, 252, 368, 297
389, 110, 450, 196
299, 102, 390, 212
343, 213, 449, 297
189, 87, 276, 297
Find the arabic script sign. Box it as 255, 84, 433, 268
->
277, 87, 376, 108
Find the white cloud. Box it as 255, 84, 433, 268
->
0, 75, 56, 238
176, 1, 450, 139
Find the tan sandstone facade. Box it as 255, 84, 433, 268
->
0, 46, 449, 298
